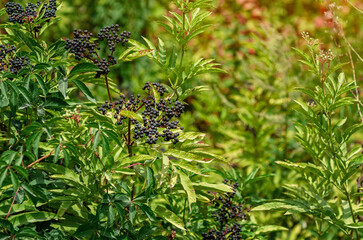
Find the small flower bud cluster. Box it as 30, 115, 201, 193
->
66, 25, 131, 77
0, 45, 30, 74
301, 32, 319, 47
317, 49, 335, 65
202, 179, 250, 240
97, 82, 185, 145
5, 0, 57, 25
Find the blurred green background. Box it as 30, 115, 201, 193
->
1, 0, 362, 239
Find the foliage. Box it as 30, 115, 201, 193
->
253, 34, 363, 239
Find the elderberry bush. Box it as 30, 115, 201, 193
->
65, 25, 131, 77
97, 82, 185, 145
202, 179, 250, 240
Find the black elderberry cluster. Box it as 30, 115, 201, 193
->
66, 25, 131, 77
0, 45, 30, 74
65, 29, 97, 60
202, 179, 249, 240
8, 56, 30, 74
5, 0, 57, 25
42, 0, 57, 19
0, 45, 15, 72
98, 25, 131, 51
97, 82, 185, 145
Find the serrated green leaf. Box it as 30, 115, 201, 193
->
69, 63, 100, 78
119, 110, 143, 122
177, 169, 196, 210
153, 206, 185, 230
0, 168, 8, 188
72, 79, 96, 103
167, 149, 205, 162
192, 182, 233, 193
8, 211, 57, 228
255, 225, 288, 235
138, 204, 156, 221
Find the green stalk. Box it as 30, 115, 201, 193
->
179, 11, 186, 70
345, 186, 359, 239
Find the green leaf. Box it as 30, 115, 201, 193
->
141, 36, 157, 59
292, 47, 311, 61
145, 167, 155, 198
178, 131, 206, 142
102, 134, 110, 156
168, 47, 177, 69
0, 81, 9, 107
10, 170, 19, 192
184, 24, 212, 43
34, 74, 48, 96
8, 211, 57, 228
11, 166, 28, 181
0, 168, 8, 188
0, 9, 6, 18
113, 202, 125, 219
93, 130, 101, 151
44, 97, 69, 108
138, 204, 156, 221
129, 203, 136, 223
119, 110, 143, 122
167, 149, 205, 162
191, 150, 227, 162
122, 49, 155, 62
12, 29, 42, 51
0, 151, 18, 165
16, 227, 39, 238
73, 224, 95, 237
72, 79, 96, 103
53, 145, 61, 163
31, 132, 42, 159
252, 201, 309, 214
153, 206, 185, 230
118, 47, 136, 61
17, 86, 31, 104
158, 38, 166, 65
255, 225, 288, 235
56, 201, 73, 218
192, 182, 233, 193
58, 75, 68, 98
171, 160, 202, 175
63, 149, 70, 167
177, 169, 196, 210
107, 204, 115, 225
69, 63, 100, 78
117, 155, 152, 168
114, 194, 131, 207
347, 223, 363, 229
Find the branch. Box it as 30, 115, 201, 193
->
25, 150, 55, 169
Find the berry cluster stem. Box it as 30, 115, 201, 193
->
105, 74, 112, 103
